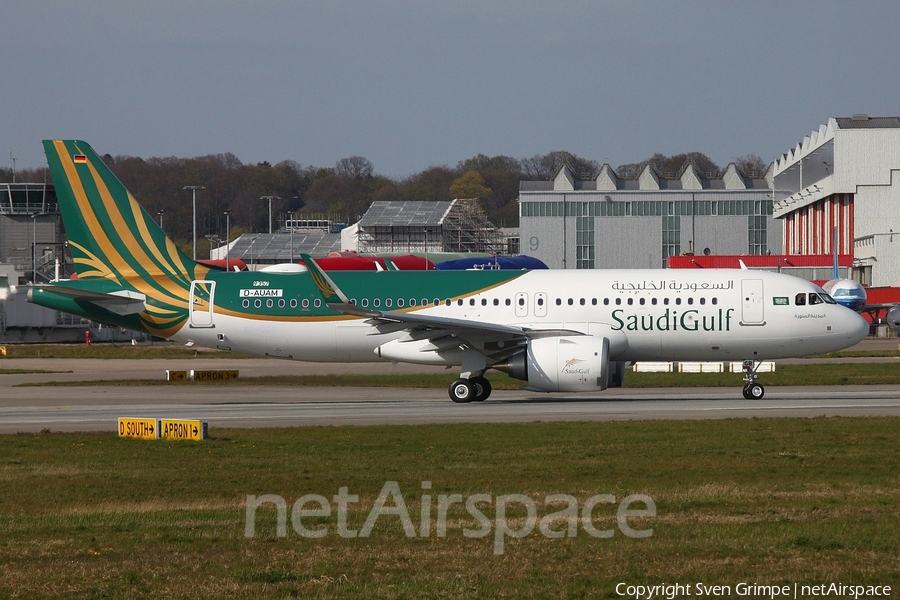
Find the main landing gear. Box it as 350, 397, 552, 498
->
741, 360, 765, 400
449, 376, 492, 403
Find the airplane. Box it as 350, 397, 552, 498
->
29, 140, 869, 402
820, 228, 900, 327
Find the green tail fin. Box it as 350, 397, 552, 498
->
42, 140, 206, 285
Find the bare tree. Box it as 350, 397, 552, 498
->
335, 156, 374, 180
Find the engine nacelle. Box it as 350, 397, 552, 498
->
499, 336, 609, 393
887, 304, 900, 329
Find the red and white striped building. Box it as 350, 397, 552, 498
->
773, 116, 900, 287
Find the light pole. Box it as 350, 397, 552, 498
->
249, 236, 258, 269
157, 209, 165, 230
184, 185, 205, 260
31, 213, 38, 283
287, 210, 294, 263
261, 196, 279, 234
223, 210, 231, 271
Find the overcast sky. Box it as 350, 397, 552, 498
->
4, 1, 900, 178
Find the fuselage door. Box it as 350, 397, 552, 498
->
740, 279, 765, 325
534, 292, 548, 317
189, 280, 216, 328
515, 292, 529, 318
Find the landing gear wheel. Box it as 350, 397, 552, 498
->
470, 376, 492, 401
740, 360, 765, 400
744, 383, 765, 400
449, 378, 474, 403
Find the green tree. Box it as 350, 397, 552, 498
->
449, 170, 492, 199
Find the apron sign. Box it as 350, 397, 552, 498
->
160, 419, 208, 441
190, 369, 239, 381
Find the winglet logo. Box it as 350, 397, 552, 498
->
309, 269, 337, 300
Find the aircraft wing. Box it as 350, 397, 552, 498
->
326, 300, 580, 339
300, 254, 584, 346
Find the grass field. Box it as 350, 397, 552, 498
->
19, 362, 900, 389
1, 342, 897, 361
1, 418, 898, 598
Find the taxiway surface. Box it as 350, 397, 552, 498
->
1, 358, 899, 433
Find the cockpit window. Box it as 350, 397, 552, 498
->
795, 293, 806, 306
808, 293, 824, 305
822, 294, 837, 304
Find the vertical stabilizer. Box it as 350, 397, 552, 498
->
42, 140, 207, 285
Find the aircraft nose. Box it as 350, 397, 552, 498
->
845, 310, 869, 345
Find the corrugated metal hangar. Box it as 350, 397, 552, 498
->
773, 115, 900, 287
518, 161, 780, 269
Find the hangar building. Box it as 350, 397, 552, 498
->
773, 115, 900, 287
518, 162, 780, 269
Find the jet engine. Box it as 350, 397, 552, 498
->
887, 304, 900, 329
496, 336, 609, 393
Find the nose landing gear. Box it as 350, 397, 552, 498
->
741, 360, 765, 399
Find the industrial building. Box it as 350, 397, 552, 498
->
0, 183, 124, 342
217, 198, 507, 264
518, 161, 780, 269
773, 115, 900, 287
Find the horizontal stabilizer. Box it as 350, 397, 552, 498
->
29, 286, 146, 316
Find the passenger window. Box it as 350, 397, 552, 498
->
469, 299, 475, 306
494, 299, 500, 306
556, 298, 562, 306
627, 298, 633, 306
290, 299, 297, 308
457, 299, 463, 306
615, 298, 622, 305
795, 293, 806, 306
505, 298, 511, 306
518, 297, 525, 306
664, 298, 670, 305
639, 298, 645, 306
651, 298, 658, 305
580, 298, 585, 306
278, 299, 285, 308
711, 297, 718, 305
537, 298, 544, 306
361, 298, 369, 308
396, 299, 403, 307
687, 298, 693, 305
675, 298, 682, 305
592, 298, 597, 306
699, 298, 705, 305
568, 299, 574, 306
242, 299, 250, 308
374, 299, 381, 307
314, 299, 321, 308
481, 299, 487, 306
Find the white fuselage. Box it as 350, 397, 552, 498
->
171, 269, 869, 366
